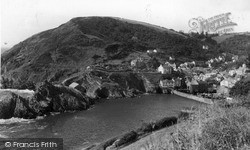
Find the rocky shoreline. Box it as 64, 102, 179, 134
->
0, 70, 214, 150
0, 81, 91, 119
0, 70, 213, 119
0, 70, 162, 119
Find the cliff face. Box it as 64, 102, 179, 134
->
0, 91, 37, 119
0, 70, 161, 119
0, 81, 91, 119
66, 70, 147, 99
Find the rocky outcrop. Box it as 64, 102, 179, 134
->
32, 81, 91, 113
0, 91, 18, 119
0, 91, 38, 119
68, 71, 146, 100
0, 70, 163, 119
141, 75, 158, 93
140, 73, 162, 94
0, 81, 91, 119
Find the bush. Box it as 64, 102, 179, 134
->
230, 79, 250, 97
201, 107, 250, 149
170, 104, 250, 150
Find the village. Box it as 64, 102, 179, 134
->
82, 47, 249, 101
128, 48, 249, 99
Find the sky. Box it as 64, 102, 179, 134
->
1, 0, 250, 47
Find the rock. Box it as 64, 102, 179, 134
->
58, 93, 87, 111
0, 91, 38, 119
13, 94, 38, 118
0, 91, 17, 119
96, 87, 109, 98
0, 81, 91, 119
33, 81, 90, 112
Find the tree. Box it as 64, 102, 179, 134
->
230, 79, 250, 96
147, 57, 160, 70
246, 45, 250, 68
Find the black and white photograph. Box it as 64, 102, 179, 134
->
1, 0, 250, 149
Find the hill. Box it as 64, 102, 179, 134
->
212, 32, 250, 44
212, 34, 236, 43
1, 16, 217, 87
112, 17, 187, 38
1, 47, 10, 54
216, 34, 250, 55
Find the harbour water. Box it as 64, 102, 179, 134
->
0, 94, 203, 149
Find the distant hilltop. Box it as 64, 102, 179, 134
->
0, 16, 192, 86
1, 47, 10, 54
212, 32, 250, 43
1, 16, 249, 87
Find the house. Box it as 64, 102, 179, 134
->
158, 65, 164, 74
198, 73, 205, 81
194, 74, 199, 81
147, 50, 153, 54
165, 62, 177, 71
220, 78, 237, 88
218, 56, 223, 61
220, 79, 229, 87
174, 77, 182, 87
229, 69, 236, 76
171, 63, 177, 71
202, 45, 209, 50
186, 78, 199, 94
69, 82, 79, 88
157, 64, 173, 74
169, 56, 175, 61
131, 59, 137, 67
69, 82, 86, 94
131, 57, 146, 68
232, 55, 239, 61
236, 64, 247, 76
160, 79, 175, 88
217, 86, 230, 96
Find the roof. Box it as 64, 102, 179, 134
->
162, 64, 172, 69
190, 79, 199, 85
69, 82, 79, 88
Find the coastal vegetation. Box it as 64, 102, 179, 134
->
171, 101, 250, 150
123, 97, 250, 150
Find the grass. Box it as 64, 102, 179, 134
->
142, 100, 250, 150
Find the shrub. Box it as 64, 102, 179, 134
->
201, 106, 250, 150
171, 104, 250, 150
230, 79, 250, 97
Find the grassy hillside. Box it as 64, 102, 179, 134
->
1, 17, 218, 87
112, 17, 187, 38
216, 34, 250, 55
1, 47, 10, 54
212, 34, 236, 43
